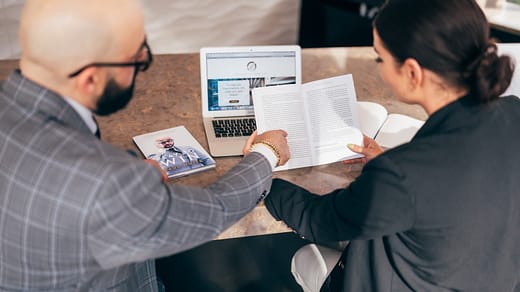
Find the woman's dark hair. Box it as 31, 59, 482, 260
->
374, 0, 514, 102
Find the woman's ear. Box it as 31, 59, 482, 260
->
402, 58, 423, 90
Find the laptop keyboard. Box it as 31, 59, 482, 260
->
212, 118, 256, 137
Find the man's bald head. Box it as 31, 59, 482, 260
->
19, 0, 145, 78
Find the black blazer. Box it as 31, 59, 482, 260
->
266, 95, 520, 291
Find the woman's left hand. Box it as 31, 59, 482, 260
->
343, 135, 384, 164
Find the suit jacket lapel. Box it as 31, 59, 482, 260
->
4, 70, 93, 136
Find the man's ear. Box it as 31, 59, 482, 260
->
74, 67, 105, 99
402, 58, 423, 90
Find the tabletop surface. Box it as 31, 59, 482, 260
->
0, 47, 427, 239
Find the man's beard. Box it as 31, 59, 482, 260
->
94, 76, 136, 116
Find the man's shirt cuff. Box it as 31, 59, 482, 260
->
250, 144, 277, 170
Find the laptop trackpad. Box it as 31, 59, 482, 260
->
208, 137, 248, 157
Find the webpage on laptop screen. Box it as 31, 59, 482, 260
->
206, 51, 297, 112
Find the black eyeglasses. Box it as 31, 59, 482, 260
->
68, 40, 153, 78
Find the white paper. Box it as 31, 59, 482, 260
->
253, 84, 314, 170
357, 101, 424, 148
302, 75, 363, 165
253, 74, 363, 171
358, 101, 388, 138
375, 114, 425, 148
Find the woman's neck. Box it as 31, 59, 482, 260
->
420, 76, 468, 116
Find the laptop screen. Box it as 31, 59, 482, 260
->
204, 50, 299, 113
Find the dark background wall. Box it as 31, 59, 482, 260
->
298, 0, 520, 48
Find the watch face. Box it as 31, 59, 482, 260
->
247, 61, 257, 71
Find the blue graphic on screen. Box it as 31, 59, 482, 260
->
208, 76, 296, 111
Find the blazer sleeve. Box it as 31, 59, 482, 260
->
265, 155, 415, 243
87, 152, 272, 269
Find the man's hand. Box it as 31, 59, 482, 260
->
343, 135, 383, 164
144, 159, 168, 182
243, 130, 290, 166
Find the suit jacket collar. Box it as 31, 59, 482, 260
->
414, 94, 484, 139
3, 69, 92, 136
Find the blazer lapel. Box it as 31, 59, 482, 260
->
3, 70, 93, 136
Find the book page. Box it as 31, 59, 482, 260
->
302, 74, 363, 165
375, 114, 424, 148
252, 84, 314, 170
357, 101, 388, 138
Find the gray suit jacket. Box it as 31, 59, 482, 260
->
0, 70, 273, 291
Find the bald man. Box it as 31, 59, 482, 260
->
0, 0, 290, 291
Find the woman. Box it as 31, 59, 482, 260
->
264, 0, 519, 291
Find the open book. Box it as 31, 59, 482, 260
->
252, 74, 424, 171
358, 101, 424, 149
133, 125, 216, 178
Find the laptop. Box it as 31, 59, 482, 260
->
200, 45, 302, 157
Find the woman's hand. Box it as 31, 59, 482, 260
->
343, 135, 384, 164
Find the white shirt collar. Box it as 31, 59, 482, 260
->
63, 97, 98, 134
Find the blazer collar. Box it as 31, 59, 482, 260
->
3, 69, 92, 136
415, 95, 485, 138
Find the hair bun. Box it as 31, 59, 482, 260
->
471, 43, 514, 102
